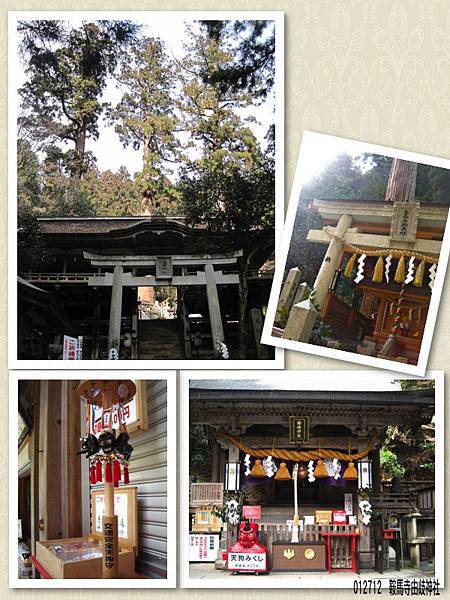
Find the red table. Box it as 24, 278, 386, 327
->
321, 532, 360, 574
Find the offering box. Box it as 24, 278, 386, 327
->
36, 486, 137, 579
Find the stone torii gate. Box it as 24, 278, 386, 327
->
83, 250, 242, 356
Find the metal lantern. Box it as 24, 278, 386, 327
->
225, 462, 241, 491
357, 458, 373, 490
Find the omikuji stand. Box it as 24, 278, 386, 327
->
76, 380, 136, 579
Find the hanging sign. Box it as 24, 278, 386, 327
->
89, 382, 148, 435
189, 533, 220, 562
63, 335, 82, 360
242, 505, 261, 520
344, 493, 354, 516
289, 416, 310, 443
332, 510, 347, 525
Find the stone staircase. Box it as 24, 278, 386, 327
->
138, 318, 186, 360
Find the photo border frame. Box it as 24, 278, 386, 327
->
261, 131, 450, 376
10, 369, 177, 589
8, 10, 285, 371
179, 369, 444, 589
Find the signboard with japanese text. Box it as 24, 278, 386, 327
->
242, 505, 261, 520
228, 552, 267, 572
63, 335, 78, 360
390, 202, 420, 243
332, 509, 347, 525
344, 493, 354, 516
188, 534, 220, 562
95, 493, 128, 538
88, 381, 148, 435
289, 416, 309, 443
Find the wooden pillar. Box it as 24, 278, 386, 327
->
204, 263, 225, 351
38, 381, 62, 541
101, 391, 118, 578
211, 440, 221, 483
66, 382, 82, 537
312, 214, 353, 309
31, 382, 40, 555
108, 264, 123, 353
102, 482, 119, 578
91, 299, 101, 360
370, 448, 381, 495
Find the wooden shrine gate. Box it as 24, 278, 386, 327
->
83, 251, 242, 357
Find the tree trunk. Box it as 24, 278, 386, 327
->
141, 139, 152, 215
384, 159, 417, 203
74, 126, 87, 178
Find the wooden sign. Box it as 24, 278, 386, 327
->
91, 486, 138, 554
155, 256, 173, 279
289, 416, 309, 444
390, 202, 420, 243
315, 510, 332, 525
242, 505, 261, 520
191, 507, 222, 533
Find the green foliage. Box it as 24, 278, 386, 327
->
17, 19, 275, 228
380, 447, 406, 480
19, 19, 139, 177
301, 151, 450, 205
17, 207, 49, 271
81, 167, 140, 216
381, 423, 435, 480
200, 20, 275, 99
110, 37, 182, 214
178, 24, 274, 233
189, 425, 212, 483
17, 138, 41, 212
399, 379, 435, 390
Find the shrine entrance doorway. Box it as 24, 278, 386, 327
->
84, 251, 242, 360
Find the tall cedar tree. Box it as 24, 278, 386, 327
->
110, 37, 181, 215
178, 23, 275, 357
178, 23, 274, 232
18, 20, 139, 178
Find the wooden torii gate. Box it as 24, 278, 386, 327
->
83, 250, 243, 356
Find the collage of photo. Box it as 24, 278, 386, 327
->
8, 9, 447, 592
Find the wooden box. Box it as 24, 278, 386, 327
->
36, 486, 138, 579
271, 541, 327, 572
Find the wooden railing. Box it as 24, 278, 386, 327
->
370, 491, 417, 513
23, 273, 94, 284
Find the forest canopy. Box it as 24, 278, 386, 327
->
17, 18, 276, 234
